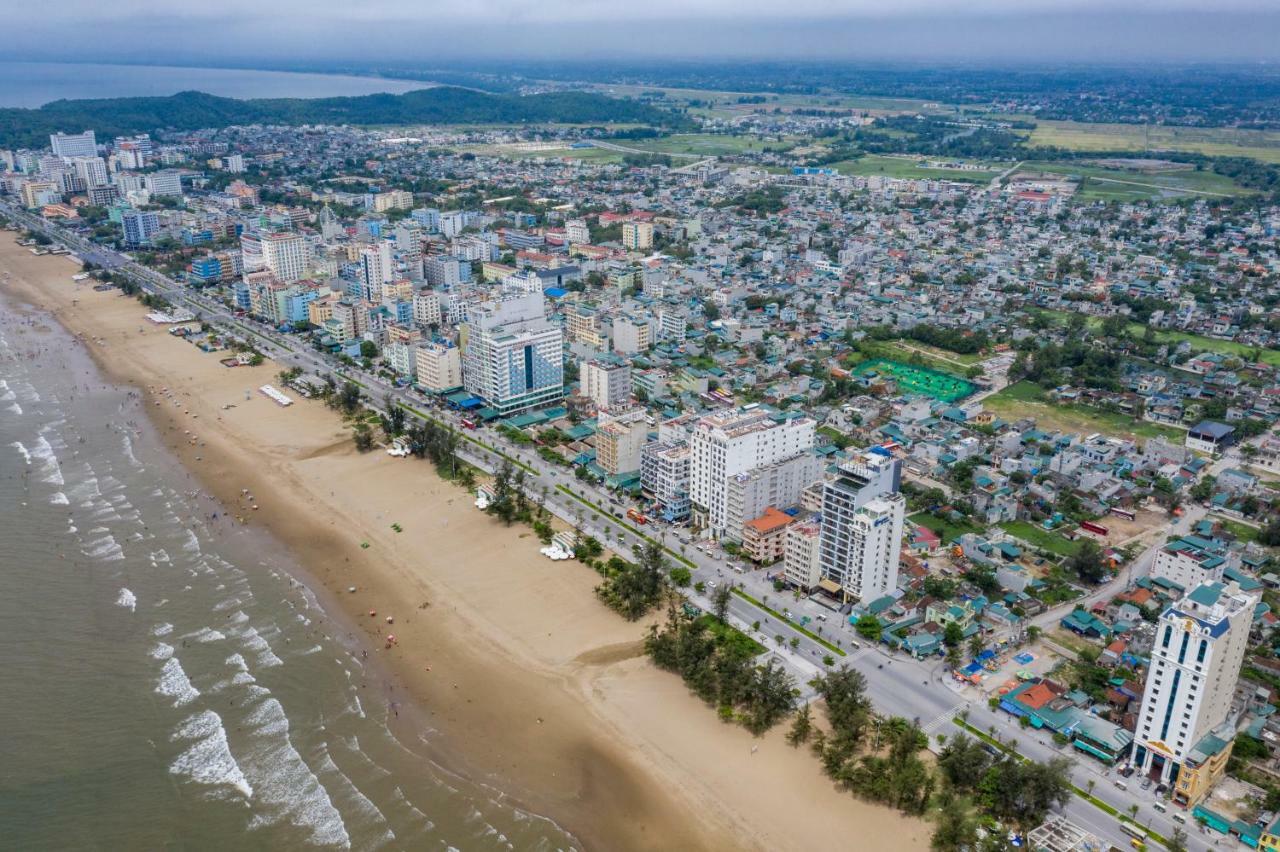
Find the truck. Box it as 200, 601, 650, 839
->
626, 508, 648, 525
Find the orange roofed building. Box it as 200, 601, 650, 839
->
742, 506, 796, 565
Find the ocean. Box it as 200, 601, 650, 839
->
0, 62, 425, 109
0, 290, 576, 850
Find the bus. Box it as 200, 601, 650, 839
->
1119, 822, 1147, 844
1111, 507, 1137, 522
460, 418, 477, 430
626, 508, 648, 525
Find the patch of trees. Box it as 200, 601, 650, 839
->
0, 88, 692, 148
596, 538, 669, 620
646, 601, 797, 733
867, 323, 988, 355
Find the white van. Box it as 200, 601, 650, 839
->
1113, 780, 1128, 791
1153, 802, 1167, 814
1171, 813, 1187, 824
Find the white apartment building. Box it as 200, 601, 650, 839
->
412, 289, 442, 328
461, 293, 564, 416
689, 408, 815, 538
612, 315, 651, 354
361, 241, 394, 302
641, 441, 692, 522
1132, 582, 1257, 796
50, 130, 97, 159
723, 452, 822, 542
1151, 536, 1237, 591
580, 359, 632, 412
69, 156, 108, 188
146, 170, 183, 197
784, 521, 824, 592
261, 232, 309, 284
818, 452, 904, 601
415, 341, 462, 392
657, 307, 687, 342
566, 219, 590, 244
818, 493, 905, 602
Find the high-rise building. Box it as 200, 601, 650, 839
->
580, 359, 631, 412
723, 452, 822, 542
622, 221, 654, 251
146, 170, 183, 198
260, 232, 308, 284
1132, 582, 1257, 806
50, 130, 97, 159
689, 408, 815, 538
68, 156, 108, 188
612, 315, 651, 354
818, 492, 905, 603
566, 219, 590, 244
224, 154, 245, 173
120, 209, 160, 247
818, 452, 904, 601
641, 441, 691, 522
461, 294, 564, 417
415, 341, 463, 392
412, 288, 442, 329
361, 241, 393, 301
596, 413, 648, 476
784, 521, 824, 592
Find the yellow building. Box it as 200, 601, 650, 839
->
622, 221, 653, 251
1170, 730, 1234, 809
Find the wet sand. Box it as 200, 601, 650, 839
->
0, 231, 928, 851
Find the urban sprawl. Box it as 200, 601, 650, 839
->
4, 115, 1280, 852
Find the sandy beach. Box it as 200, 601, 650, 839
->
0, 231, 928, 851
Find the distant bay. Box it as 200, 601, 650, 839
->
0, 61, 425, 108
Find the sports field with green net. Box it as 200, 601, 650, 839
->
854, 359, 977, 402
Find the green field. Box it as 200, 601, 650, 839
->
1028, 120, 1280, 165
615, 133, 793, 157
998, 520, 1083, 558
833, 154, 999, 184
874, 339, 986, 368
983, 381, 1185, 442
909, 512, 983, 544
1020, 160, 1255, 202
854, 358, 977, 402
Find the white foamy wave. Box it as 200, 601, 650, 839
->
10, 440, 31, 465
152, 623, 174, 637
181, 529, 201, 554
184, 627, 227, 644
150, 549, 171, 564
116, 588, 137, 611
121, 432, 141, 467
170, 710, 253, 799
84, 533, 124, 562
5, 402, 20, 416
316, 750, 395, 846
156, 657, 200, 707
150, 642, 175, 661
49, 491, 69, 506
231, 625, 283, 669
241, 697, 351, 848
30, 434, 64, 486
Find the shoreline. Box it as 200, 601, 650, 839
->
0, 231, 929, 851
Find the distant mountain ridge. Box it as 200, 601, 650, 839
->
0, 86, 688, 148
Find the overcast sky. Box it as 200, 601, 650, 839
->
5, 2, 1279, 63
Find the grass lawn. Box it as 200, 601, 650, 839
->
833, 154, 999, 184
998, 521, 1083, 558
982, 381, 1185, 442
1211, 516, 1261, 545
909, 512, 983, 544
698, 614, 767, 656
1028, 120, 1280, 164
874, 339, 985, 368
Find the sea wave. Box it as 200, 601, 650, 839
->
115, 587, 137, 611
156, 657, 200, 707
170, 709, 254, 800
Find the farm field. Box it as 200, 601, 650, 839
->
981, 381, 1185, 442
1022, 160, 1256, 202
618, 133, 796, 156
1028, 120, 1280, 164
854, 358, 977, 402
833, 154, 1000, 184
586, 83, 937, 118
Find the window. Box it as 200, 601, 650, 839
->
1197, 639, 1208, 664
1177, 631, 1191, 664
1162, 626, 1173, 649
